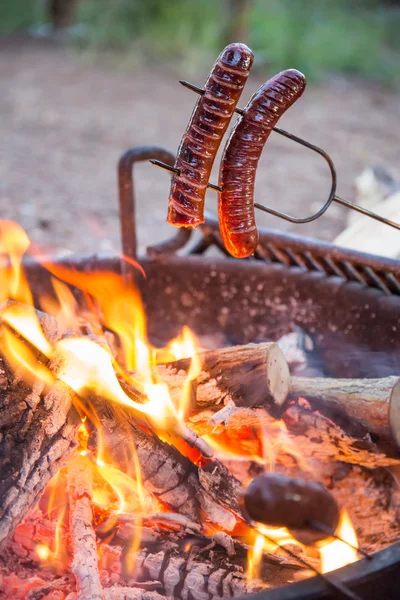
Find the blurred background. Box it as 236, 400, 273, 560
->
1, 0, 399, 256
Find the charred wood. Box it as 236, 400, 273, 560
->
91, 401, 242, 531
98, 542, 301, 600
0, 308, 79, 548
67, 455, 104, 600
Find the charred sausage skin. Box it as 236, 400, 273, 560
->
167, 43, 254, 228
243, 472, 340, 546
218, 69, 306, 258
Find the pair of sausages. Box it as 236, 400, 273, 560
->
167, 44, 306, 258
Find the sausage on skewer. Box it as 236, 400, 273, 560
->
167, 43, 254, 228
242, 472, 340, 546
218, 69, 306, 258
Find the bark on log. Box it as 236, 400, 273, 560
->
0, 310, 79, 548
97, 542, 301, 599
90, 401, 243, 531
189, 403, 400, 471
67, 591, 167, 600
0, 304, 253, 540
67, 454, 104, 600
156, 342, 290, 412
290, 376, 400, 445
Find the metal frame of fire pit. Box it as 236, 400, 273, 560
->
118, 146, 400, 296
21, 145, 400, 600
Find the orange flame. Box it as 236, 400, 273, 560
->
0, 219, 360, 581
317, 510, 358, 573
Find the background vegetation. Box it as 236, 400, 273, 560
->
2, 0, 400, 83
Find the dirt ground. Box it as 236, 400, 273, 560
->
1, 36, 399, 258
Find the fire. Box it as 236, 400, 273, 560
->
0, 219, 203, 570
36, 544, 50, 562
245, 512, 358, 581
247, 532, 265, 582
0, 219, 360, 585
317, 510, 359, 573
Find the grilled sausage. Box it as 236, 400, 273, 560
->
242, 473, 340, 546
218, 69, 306, 258
167, 43, 254, 228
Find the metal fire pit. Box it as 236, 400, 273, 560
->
24, 146, 400, 600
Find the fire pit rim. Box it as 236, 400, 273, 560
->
244, 539, 400, 600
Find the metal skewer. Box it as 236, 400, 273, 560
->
307, 519, 372, 560
150, 79, 400, 232
257, 529, 365, 600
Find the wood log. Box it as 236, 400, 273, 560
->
0, 309, 79, 548
101, 590, 166, 600
188, 404, 400, 552
67, 454, 104, 600
156, 342, 290, 412
290, 376, 400, 445
96, 541, 301, 599
0, 304, 256, 538
90, 401, 242, 532
189, 403, 400, 472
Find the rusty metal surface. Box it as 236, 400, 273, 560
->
118, 145, 176, 279
140, 255, 400, 379
24, 253, 400, 379
195, 215, 400, 296
247, 540, 400, 600
119, 145, 400, 295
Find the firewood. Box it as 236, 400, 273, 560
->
97, 542, 301, 600
290, 375, 400, 445
67, 589, 167, 600
189, 404, 400, 471
67, 454, 104, 600
347, 166, 398, 227
102, 590, 167, 600
91, 401, 242, 531
0, 308, 80, 548
156, 342, 290, 412
282, 402, 400, 469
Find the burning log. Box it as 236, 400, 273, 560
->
91, 401, 242, 531
96, 541, 301, 599
101, 591, 166, 600
290, 376, 400, 445
190, 402, 400, 474
67, 591, 167, 600
157, 342, 290, 412
67, 454, 104, 600
0, 308, 80, 548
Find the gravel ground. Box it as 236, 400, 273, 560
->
1, 36, 399, 258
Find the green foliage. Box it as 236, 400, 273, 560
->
1, 0, 399, 83
0, 0, 44, 34
248, 0, 400, 82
